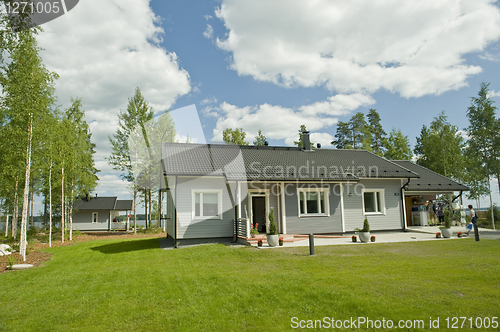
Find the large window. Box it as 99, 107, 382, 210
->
363, 190, 384, 214
297, 188, 329, 217
192, 190, 222, 219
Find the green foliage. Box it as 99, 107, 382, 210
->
367, 109, 387, 156
222, 128, 249, 145
331, 121, 351, 149
293, 125, 314, 149
362, 217, 370, 232
485, 205, 500, 224
384, 128, 413, 160
443, 208, 452, 228
414, 111, 465, 179
253, 129, 267, 146
7, 255, 15, 270
268, 208, 277, 235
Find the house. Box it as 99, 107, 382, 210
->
160, 132, 468, 244
72, 196, 133, 231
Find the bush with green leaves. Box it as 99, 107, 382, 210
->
355, 217, 370, 232
443, 208, 452, 228
268, 208, 277, 235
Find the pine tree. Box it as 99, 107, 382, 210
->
331, 121, 351, 149
253, 130, 266, 146
367, 109, 387, 156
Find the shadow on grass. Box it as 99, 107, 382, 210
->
90, 238, 160, 254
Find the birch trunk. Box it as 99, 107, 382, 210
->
133, 184, 137, 234
5, 215, 9, 237
61, 164, 64, 243
148, 189, 153, 227
49, 163, 52, 247
488, 178, 495, 230
12, 180, 18, 239
69, 185, 74, 241
20, 114, 33, 261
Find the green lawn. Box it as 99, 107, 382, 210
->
1, 238, 499, 331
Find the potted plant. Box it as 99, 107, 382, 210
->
351, 235, 357, 242
266, 208, 279, 247
457, 231, 462, 238
440, 208, 452, 238
436, 232, 441, 238
258, 239, 263, 247
279, 237, 284, 246
250, 223, 259, 238
370, 235, 376, 242
356, 217, 371, 243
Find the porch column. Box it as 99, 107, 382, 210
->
280, 182, 286, 234
401, 187, 407, 231
340, 183, 345, 233
237, 181, 241, 220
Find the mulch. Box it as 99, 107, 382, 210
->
0, 232, 165, 274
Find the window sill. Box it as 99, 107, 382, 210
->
363, 212, 385, 216
299, 214, 330, 218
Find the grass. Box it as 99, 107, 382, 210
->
0, 238, 499, 331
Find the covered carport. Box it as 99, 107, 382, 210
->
393, 161, 469, 227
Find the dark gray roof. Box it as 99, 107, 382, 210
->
392, 161, 469, 192
74, 197, 117, 210
115, 200, 133, 211
162, 143, 419, 181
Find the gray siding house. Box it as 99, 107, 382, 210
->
161, 132, 468, 244
73, 196, 133, 231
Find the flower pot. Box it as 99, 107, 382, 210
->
370, 236, 376, 242
352, 236, 357, 242
258, 240, 263, 247
441, 228, 452, 238
279, 238, 284, 246
358, 232, 370, 243
267, 234, 279, 247
250, 233, 256, 238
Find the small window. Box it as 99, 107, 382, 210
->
363, 190, 384, 214
192, 191, 222, 219
92, 212, 98, 223
298, 188, 329, 216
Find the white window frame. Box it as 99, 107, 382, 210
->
92, 212, 98, 223
191, 189, 223, 220
297, 187, 330, 217
362, 189, 385, 215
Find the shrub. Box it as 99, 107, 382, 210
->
268, 208, 277, 235
443, 208, 452, 228
362, 217, 370, 232
485, 205, 500, 224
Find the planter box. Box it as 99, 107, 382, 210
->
359, 232, 370, 243
441, 228, 452, 238
267, 234, 279, 247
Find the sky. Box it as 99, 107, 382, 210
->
28, 0, 500, 212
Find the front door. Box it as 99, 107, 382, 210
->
252, 196, 266, 233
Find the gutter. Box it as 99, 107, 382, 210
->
400, 178, 411, 231
452, 191, 463, 203
174, 175, 178, 248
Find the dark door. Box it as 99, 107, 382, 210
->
252, 196, 266, 233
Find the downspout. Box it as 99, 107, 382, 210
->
401, 178, 411, 231
174, 175, 178, 248
452, 191, 463, 203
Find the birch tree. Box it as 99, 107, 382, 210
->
0, 28, 57, 260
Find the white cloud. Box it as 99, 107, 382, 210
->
36, 0, 192, 199
215, 0, 500, 98
487, 90, 500, 98
203, 24, 214, 39
211, 101, 341, 145
479, 51, 500, 62
200, 96, 218, 105
299, 93, 375, 116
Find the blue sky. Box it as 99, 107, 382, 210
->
32, 0, 500, 211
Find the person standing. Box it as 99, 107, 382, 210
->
428, 200, 437, 226
467, 204, 477, 236
437, 203, 444, 225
